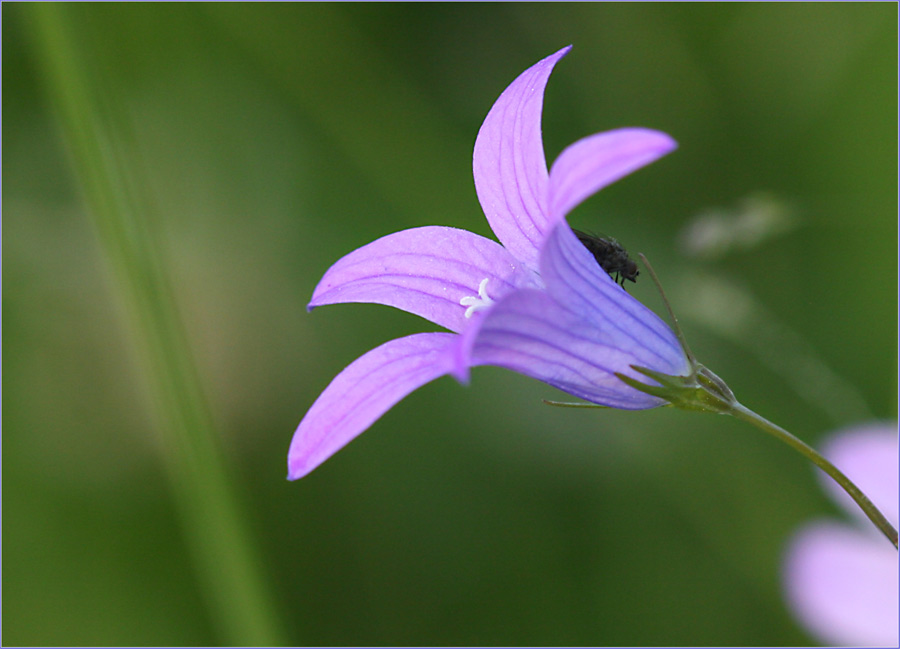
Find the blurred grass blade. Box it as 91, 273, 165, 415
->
25, 4, 288, 645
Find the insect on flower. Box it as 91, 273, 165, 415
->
573, 230, 639, 287
287, 45, 690, 480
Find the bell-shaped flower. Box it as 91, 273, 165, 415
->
289, 46, 690, 480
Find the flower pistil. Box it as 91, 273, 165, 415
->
460, 278, 495, 318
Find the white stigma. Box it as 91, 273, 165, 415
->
460, 278, 495, 318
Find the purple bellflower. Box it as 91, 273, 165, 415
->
289, 46, 690, 480
783, 423, 898, 646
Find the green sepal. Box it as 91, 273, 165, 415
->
542, 399, 613, 409
616, 364, 738, 415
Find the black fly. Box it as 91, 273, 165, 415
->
573, 230, 639, 288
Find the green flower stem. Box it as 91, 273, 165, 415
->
632, 253, 898, 551
726, 401, 899, 550
623, 360, 899, 550
26, 4, 288, 645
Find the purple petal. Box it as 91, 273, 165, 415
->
288, 333, 456, 479
539, 221, 689, 375
456, 287, 666, 409
309, 226, 539, 334
784, 521, 899, 646
473, 46, 571, 270
453, 222, 689, 407
547, 128, 677, 219
818, 423, 899, 527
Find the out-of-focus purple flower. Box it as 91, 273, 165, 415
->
288, 46, 690, 480
783, 422, 899, 646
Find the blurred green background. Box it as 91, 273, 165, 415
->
3, 3, 896, 646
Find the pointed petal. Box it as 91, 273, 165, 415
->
473, 46, 571, 270
453, 222, 689, 408
547, 128, 677, 219
288, 333, 456, 479
309, 226, 539, 334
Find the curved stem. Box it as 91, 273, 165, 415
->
638, 252, 896, 549
728, 402, 898, 549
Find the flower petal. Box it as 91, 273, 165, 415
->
539, 221, 689, 376
309, 226, 539, 334
473, 46, 571, 270
455, 287, 666, 409
547, 128, 677, 220
818, 423, 899, 528
288, 333, 457, 480
784, 521, 899, 647
453, 221, 689, 407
